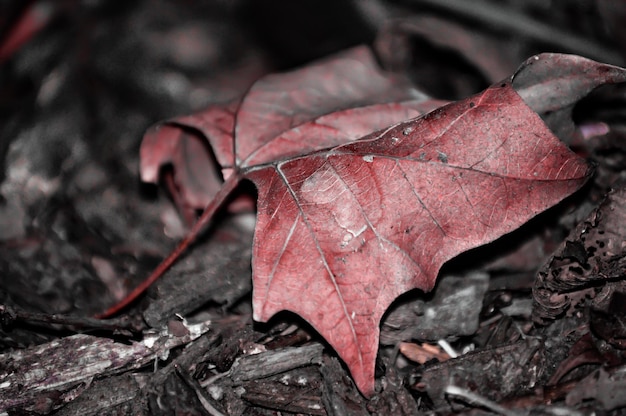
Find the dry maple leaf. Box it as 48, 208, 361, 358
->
99, 47, 626, 396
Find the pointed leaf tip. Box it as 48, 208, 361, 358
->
513, 53, 626, 113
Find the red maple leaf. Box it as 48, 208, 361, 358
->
98, 47, 626, 396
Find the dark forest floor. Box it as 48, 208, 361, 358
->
1, 1, 626, 414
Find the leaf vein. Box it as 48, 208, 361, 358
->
276, 163, 361, 366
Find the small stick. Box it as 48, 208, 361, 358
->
175, 364, 228, 416
0, 304, 139, 332
444, 385, 523, 416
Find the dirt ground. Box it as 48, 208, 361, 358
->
1, 1, 626, 414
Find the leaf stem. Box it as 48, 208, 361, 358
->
95, 173, 242, 319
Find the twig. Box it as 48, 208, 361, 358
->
0, 304, 141, 332
175, 365, 228, 416
444, 385, 524, 415
437, 339, 458, 358
411, 0, 623, 65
